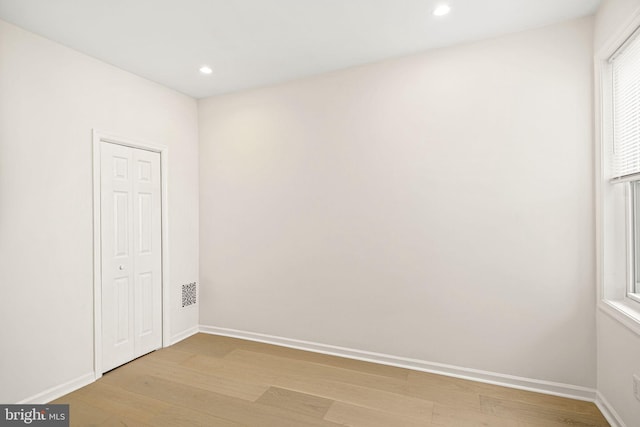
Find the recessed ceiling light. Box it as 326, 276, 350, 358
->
199, 65, 213, 75
433, 4, 451, 16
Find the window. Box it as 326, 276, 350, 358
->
611, 27, 640, 183
598, 17, 640, 331
610, 27, 640, 304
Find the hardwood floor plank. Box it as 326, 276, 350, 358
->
49, 396, 113, 427
149, 406, 246, 427
409, 370, 602, 417
111, 356, 270, 401
144, 347, 198, 364
181, 352, 277, 383
480, 395, 609, 426
206, 334, 409, 380
224, 348, 407, 391
399, 380, 483, 410
185, 350, 472, 409
255, 386, 333, 419
324, 401, 432, 427
272, 375, 435, 420
97, 416, 150, 426
117, 374, 343, 427
222, 348, 481, 410
169, 333, 236, 358
432, 402, 526, 427
66, 382, 171, 423
478, 386, 604, 418
182, 352, 434, 419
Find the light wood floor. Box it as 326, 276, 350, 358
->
52, 333, 609, 426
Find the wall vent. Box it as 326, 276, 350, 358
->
182, 282, 197, 307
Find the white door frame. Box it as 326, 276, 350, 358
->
92, 129, 171, 379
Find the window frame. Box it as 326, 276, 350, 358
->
596, 10, 640, 336
629, 181, 640, 303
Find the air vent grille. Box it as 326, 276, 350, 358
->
182, 282, 197, 307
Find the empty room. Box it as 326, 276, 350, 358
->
1, 0, 639, 426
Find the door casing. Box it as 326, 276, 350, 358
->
92, 129, 171, 379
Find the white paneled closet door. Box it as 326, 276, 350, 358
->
100, 142, 162, 372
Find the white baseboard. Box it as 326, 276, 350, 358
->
170, 325, 199, 345
595, 391, 626, 427
17, 372, 95, 404
199, 325, 597, 402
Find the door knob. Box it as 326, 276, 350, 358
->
118, 265, 125, 270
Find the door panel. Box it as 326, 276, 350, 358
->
140, 272, 153, 335
101, 143, 135, 371
115, 277, 130, 344
114, 192, 129, 257
138, 193, 152, 253
132, 149, 162, 356
101, 142, 161, 372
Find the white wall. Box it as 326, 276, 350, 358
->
0, 20, 199, 403
594, 1, 640, 425
199, 17, 595, 388
597, 314, 640, 425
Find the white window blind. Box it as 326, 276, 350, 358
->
611, 28, 640, 181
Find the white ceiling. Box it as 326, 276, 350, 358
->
0, 0, 601, 99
